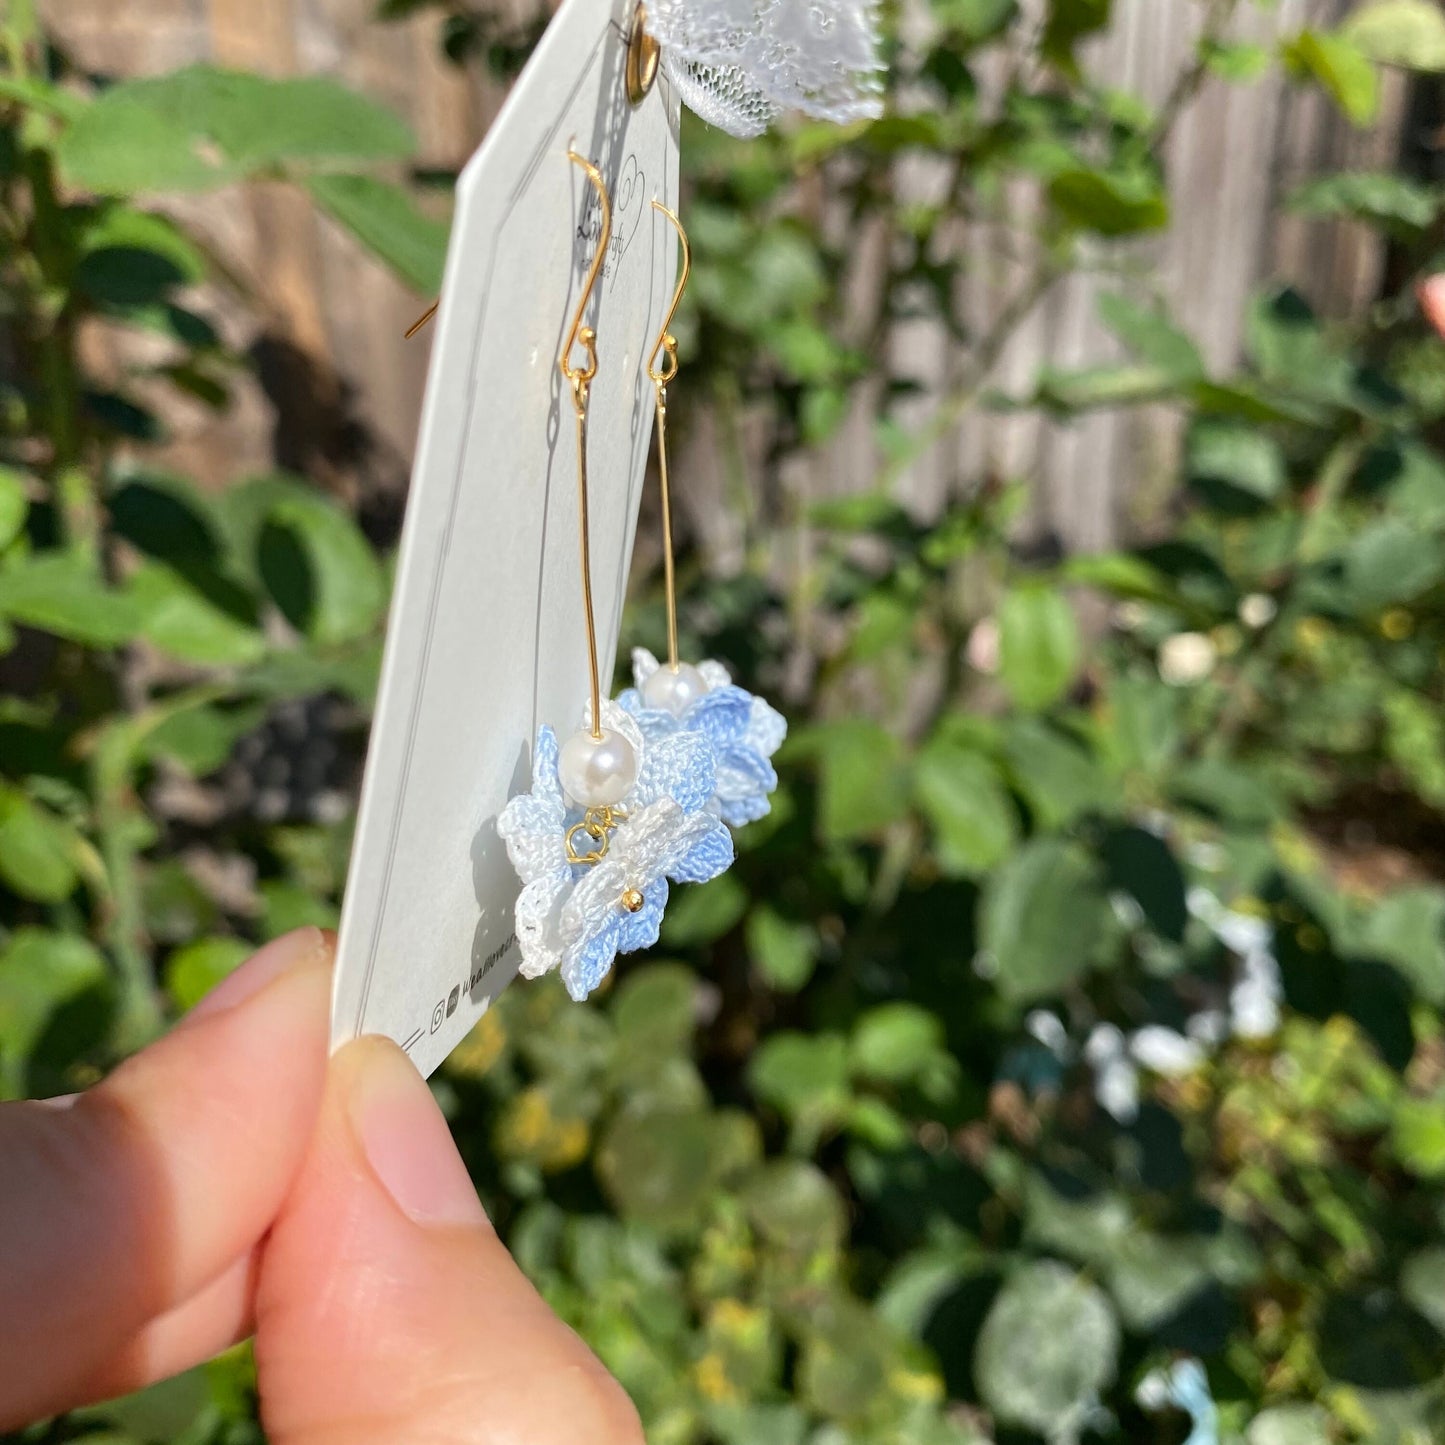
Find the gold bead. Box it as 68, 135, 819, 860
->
621, 887, 645, 913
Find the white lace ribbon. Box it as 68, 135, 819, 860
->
645, 0, 884, 137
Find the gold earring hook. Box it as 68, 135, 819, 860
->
647, 201, 690, 388
647, 202, 690, 673
560, 151, 612, 412
559, 151, 612, 740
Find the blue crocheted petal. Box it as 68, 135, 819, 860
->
533, 726, 565, 808
642, 727, 718, 813
617, 879, 668, 953
670, 817, 735, 884
684, 686, 753, 747
561, 916, 624, 1001
720, 745, 778, 792
718, 790, 772, 828
745, 695, 788, 759
631, 706, 681, 747
616, 687, 645, 717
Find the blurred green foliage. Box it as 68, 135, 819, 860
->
8, 0, 1445, 1441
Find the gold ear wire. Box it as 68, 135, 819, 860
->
646, 202, 690, 673
561, 151, 613, 741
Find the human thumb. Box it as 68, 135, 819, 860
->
253, 1036, 643, 1445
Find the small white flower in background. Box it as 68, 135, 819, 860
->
1238, 592, 1277, 629
1085, 1024, 1139, 1123
1158, 630, 1216, 686
1188, 887, 1282, 1039
1137, 1359, 1218, 1445
966, 616, 1000, 674
1026, 1009, 1070, 1057
1187, 1009, 1230, 1047
1130, 1025, 1204, 1077
1114, 600, 1148, 631
1231, 949, 1282, 1039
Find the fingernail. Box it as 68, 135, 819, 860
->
346, 1037, 487, 1228
182, 928, 329, 1028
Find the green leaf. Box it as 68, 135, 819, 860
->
1033, 362, 1179, 413
1048, 166, 1169, 236
748, 1031, 852, 1128
1042, 0, 1112, 64
1002, 718, 1111, 828
0, 930, 107, 1088
1246, 1406, 1333, 1445
1342, 519, 1444, 612
1101, 825, 1187, 943
1200, 38, 1272, 81
255, 483, 386, 644
1096, 293, 1204, 381
660, 872, 748, 946
798, 719, 911, 842
1384, 691, 1445, 809
259, 880, 339, 939
981, 839, 1109, 1003
1106, 1232, 1211, 1329
1341, 0, 1445, 70
165, 936, 252, 1013
0, 553, 146, 646
1290, 171, 1439, 236
60, 67, 414, 195
1187, 419, 1285, 504
130, 563, 266, 666
1392, 1094, 1445, 1178
746, 907, 818, 992
913, 737, 1018, 875
598, 1103, 753, 1231
0, 469, 30, 552
738, 1160, 848, 1251
1283, 31, 1381, 125
997, 585, 1080, 711
849, 1003, 945, 1084
1358, 886, 1445, 1002
974, 1261, 1119, 1435
611, 964, 696, 1056
931, 0, 1019, 44
307, 174, 448, 294
58, 95, 233, 194
78, 206, 208, 283
1246, 288, 1353, 400
1401, 1247, 1445, 1336
0, 788, 81, 902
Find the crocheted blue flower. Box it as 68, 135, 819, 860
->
498, 699, 733, 999
619, 648, 786, 827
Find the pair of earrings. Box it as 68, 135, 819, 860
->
497, 152, 785, 1001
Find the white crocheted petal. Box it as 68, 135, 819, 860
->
611, 797, 689, 877
699, 658, 732, 690
582, 697, 646, 757
745, 694, 788, 759
632, 647, 662, 687
561, 917, 625, 1001
559, 856, 629, 943
498, 795, 568, 882
514, 871, 569, 978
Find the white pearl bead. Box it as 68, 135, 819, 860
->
641, 661, 708, 715
559, 727, 638, 807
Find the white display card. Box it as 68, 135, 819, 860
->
331, 0, 681, 1076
